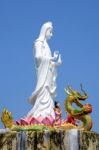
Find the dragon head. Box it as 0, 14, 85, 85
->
64, 84, 88, 100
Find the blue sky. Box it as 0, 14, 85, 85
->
0, 0, 99, 132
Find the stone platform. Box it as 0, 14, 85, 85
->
0, 129, 99, 150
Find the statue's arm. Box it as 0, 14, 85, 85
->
33, 41, 44, 67
34, 41, 43, 60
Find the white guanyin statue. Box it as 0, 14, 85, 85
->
25, 22, 62, 123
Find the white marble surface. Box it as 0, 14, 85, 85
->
27, 22, 62, 119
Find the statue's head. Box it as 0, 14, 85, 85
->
38, 21, 53, 42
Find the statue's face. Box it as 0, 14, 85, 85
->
45, 28, 53, 40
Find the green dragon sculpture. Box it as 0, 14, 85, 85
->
64, 85, 92, 131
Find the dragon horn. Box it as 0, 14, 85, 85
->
80, 83, 88, 96
64, 88, 71, 95
68, 85, 75, 95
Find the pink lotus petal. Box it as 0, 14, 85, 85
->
45, 116, 54, 125
16, 120, 21, 125
30, 117, 40, 124
20, 118, 29, 125
42, 117, 53, 125
24, 117, 32, 124
37, 116, 44, 123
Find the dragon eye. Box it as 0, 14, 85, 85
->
77, 92, 81, 96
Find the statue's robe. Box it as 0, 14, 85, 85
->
27, 40, 57, 118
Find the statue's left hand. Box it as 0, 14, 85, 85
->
57, 54, 62, 65
50, 51, 62, 65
